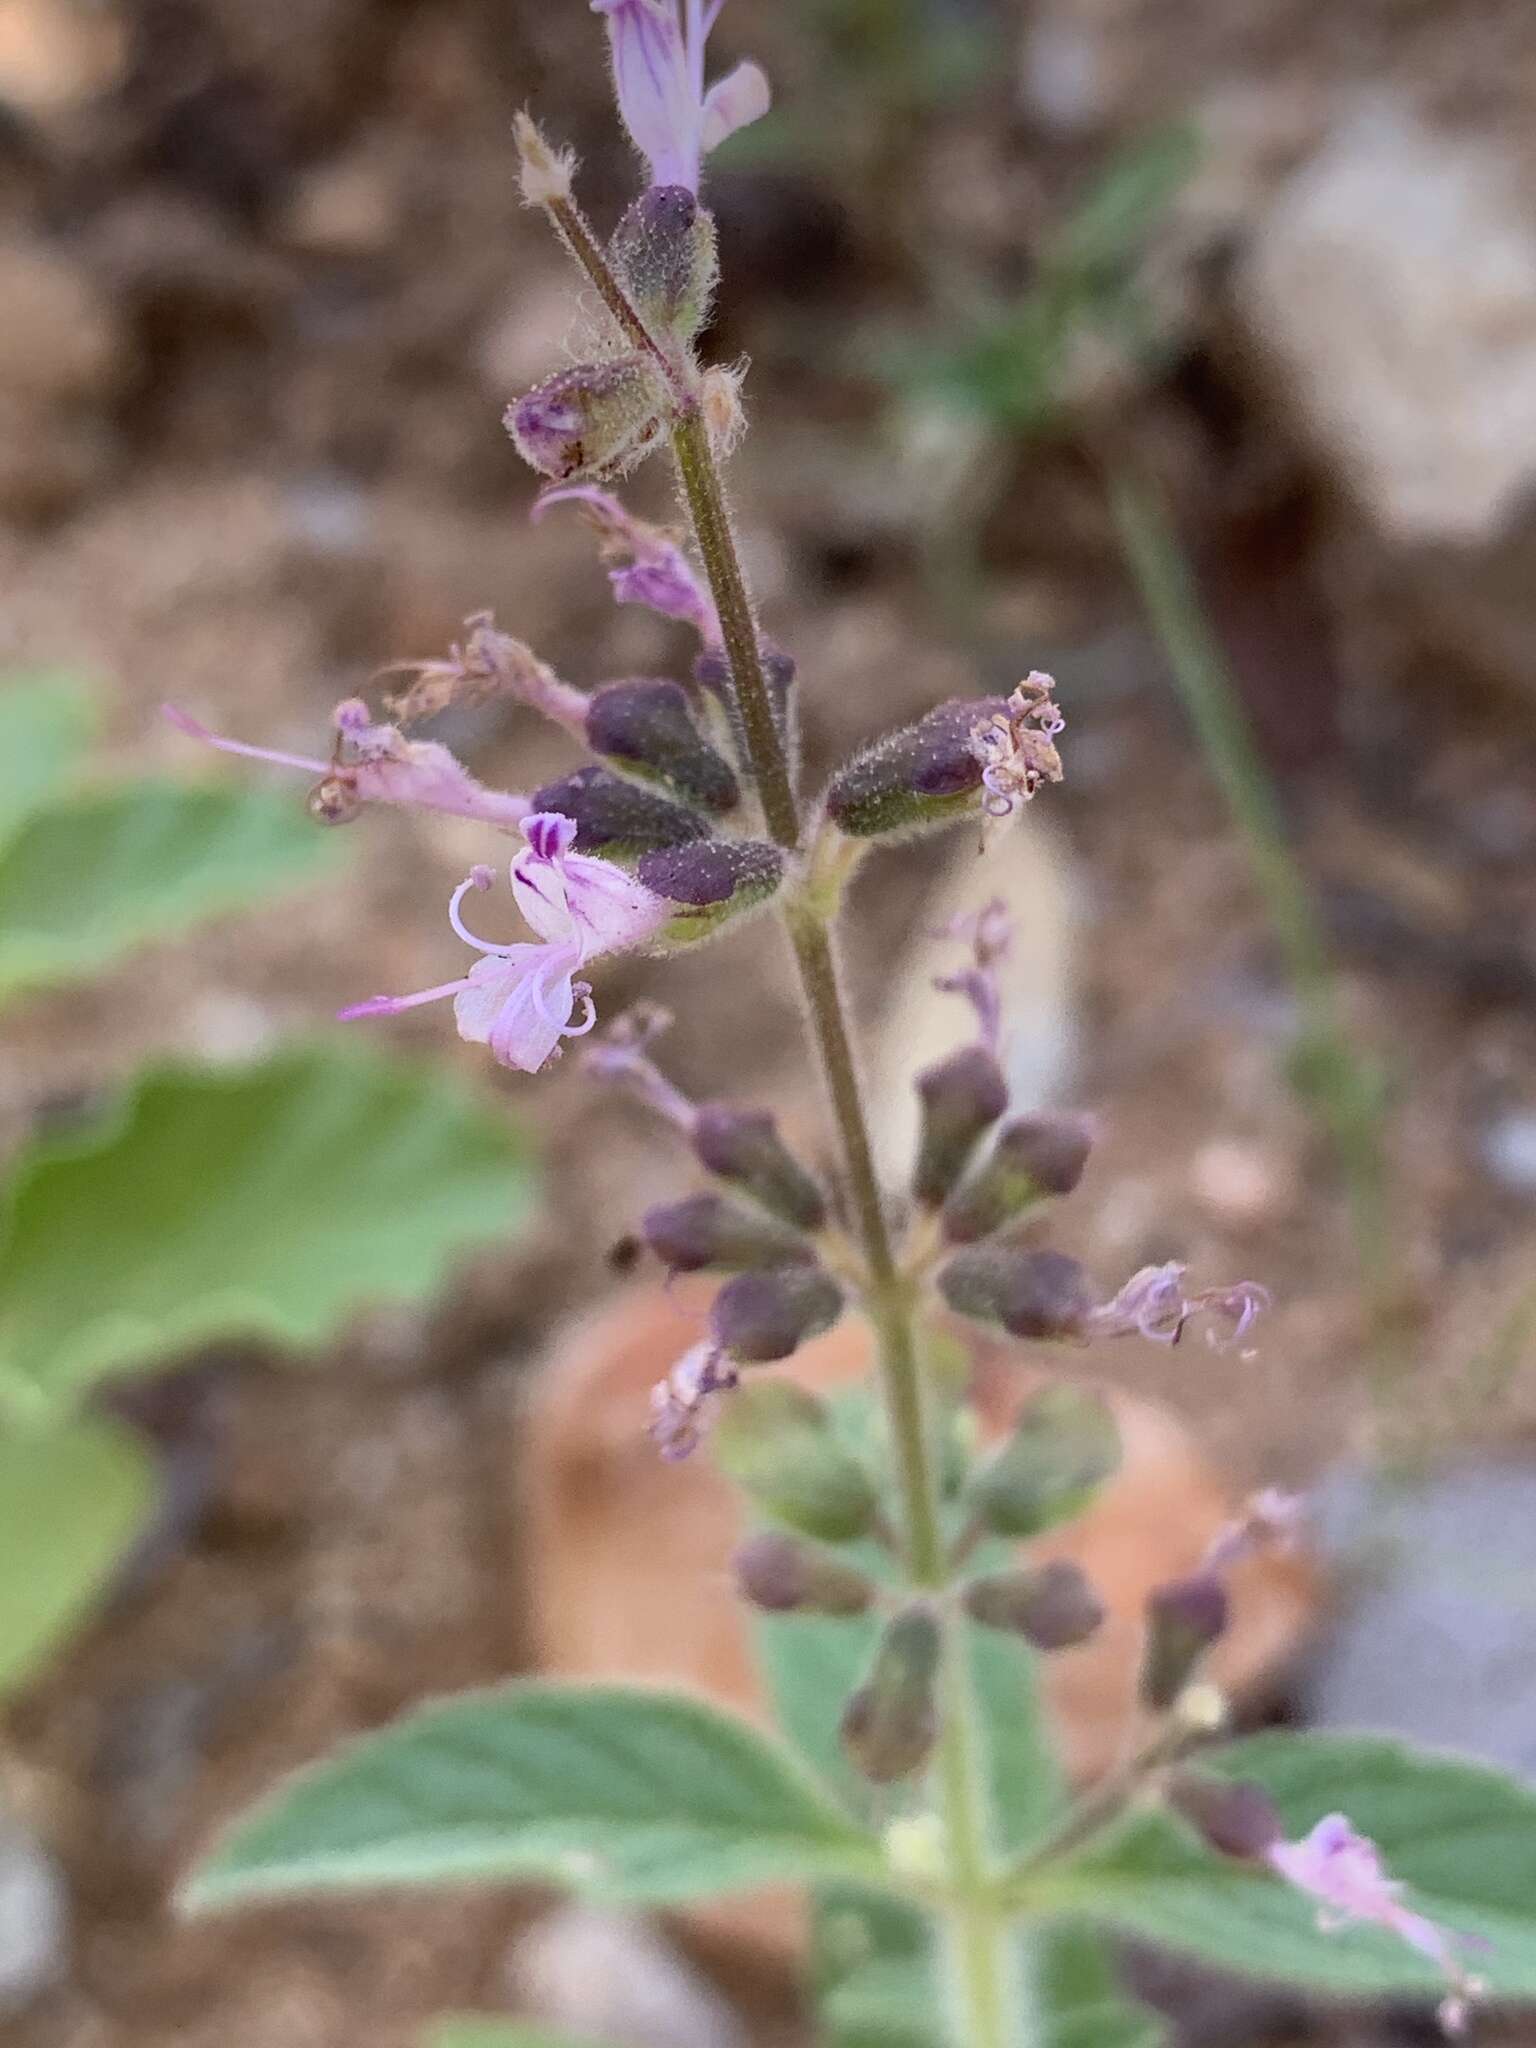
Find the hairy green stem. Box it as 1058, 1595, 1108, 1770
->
672, 411, 1028, 2048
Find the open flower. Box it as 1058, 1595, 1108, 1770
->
1266, 1816, 1486, 2036
164, 700, 532, 830
593, 0, 769, 194
339, 812, 670, 1073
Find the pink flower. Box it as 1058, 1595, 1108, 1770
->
339, 813, 671, 1073
1266, 1816, 1486, 2035
1087, 1261, 1271, 1351
535, 483, 719, 641
648, 1340, 737, 1459
592, 0, 769, 194
164, 700, 532, 830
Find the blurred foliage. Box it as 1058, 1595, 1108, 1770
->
0, 675, 342, 1001
0, 673, 537, 1698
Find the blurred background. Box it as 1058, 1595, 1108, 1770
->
2, 0, 1536, 2042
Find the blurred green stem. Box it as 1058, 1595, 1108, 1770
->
672, 410, 1032, 2048
1107, 465, 1395, 1333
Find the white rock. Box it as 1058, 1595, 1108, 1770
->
0, 1818, 67, 2015
1241, 99, 1536, 545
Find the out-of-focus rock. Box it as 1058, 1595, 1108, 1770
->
1305, 1462, 1536, 1778
1480, 1110, 1536, 1198
0, 236, 122, 404
1189, 1136, 1297, 1229
0, 0, 125, 118
0, 1812, 67, 2014
523, 1280, 1319, 1966
280, 150, 401, 256
1241, 100, 1536, 547
511, 1902, 746, 2048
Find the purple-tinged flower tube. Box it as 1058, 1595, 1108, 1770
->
163, 701, 532, 831
592, 0, 769, 196
1265, 1816, 1487, 2036
1086, 1261, 1272, 1352
534, 484, 719, 641
338, 812, 670, 1074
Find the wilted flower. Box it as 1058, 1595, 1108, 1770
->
969, 672, 1065, 822
1087, 1261, 1271, 1351
339, 812, 669, 1073
381, 613, 589, 736
1202, 1486, 1304, 1571
592, 0, 769, 195
1266, 1816, 1486, 2036
933, 897, 1012, 1055
164, 700, 533, 830
535, 484, 719, 640
648, 1339, 738, 1459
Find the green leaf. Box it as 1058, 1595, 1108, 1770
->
0, 779, 341, 1001
1034, 1925, 1166, 2048
0, 672, 95, 844
1024, 1731, 1536, 2000
427, 2023, 617, 2048
1052, 125, 1201, 282
183, 1682, 884, 1911
0, 1045, 536, 1416
0, 1414, 155, 1696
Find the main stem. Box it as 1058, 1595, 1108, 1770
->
671, 414, 1028, 2048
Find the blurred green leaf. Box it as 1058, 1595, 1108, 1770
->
0, 1414, 155, 1697
1054, 125, 1200, 282
1021, 1731, 1536, 1999
0, 1045, 536, 1416
182, 1682, 883, 1911
428, 2023, 616, 2048
0, 779, 341, 1002
0, 672, 96, 844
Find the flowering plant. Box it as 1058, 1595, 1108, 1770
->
175, 8, 1536, 2043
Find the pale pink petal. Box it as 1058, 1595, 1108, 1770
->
451, 946, 560, 1046
557, 851, 671, 952
699, 58, 770, 155
594, 0, 701, 190
452, 946, 583, 1072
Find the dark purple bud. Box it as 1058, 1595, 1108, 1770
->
1141, 1572, 1230, 1712
585, 678, 739, 814
1165, 1771, 1284, 1860
710, 1264, 843, 1364
733, 1531, 875, 1617
938, 1246, 1093, 1342
713, 1379, 878, 1542
692, 1103, 828, 1231
693, 643, 797, 758
841, 1604, 942, 1784
942, 1113, 1094, 1244
531, 763, 710, 861
962, 1560, 1105, 1650
505, 354, 668, 482
608, 185, 719, 344
641, 1192, 814, 1275
964, 1384, 1121, 1539
637, 838, 784, 940
912, 1045, 1010, 1208
824, 697, 1008, 839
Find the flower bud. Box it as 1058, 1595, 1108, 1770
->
962, 1560, 1105, 1650
840, 1605, 942, 1784
712, 1379, 878, 1542
824, 697, 1007, 840
608, 185, 719, 344
937, 1246, 1093, 1342
641, 1192, 814, 1275
733, 1531, 875, 1616
1164, 1770, 1283, 1861
912, 1045, 1010, 1207
942, 1114, 1094, 1243
963, 1384, 1120, 1539
1140, 1572, 1229, 1712
710, 1264, 844, 1364
505, 354, 668, 483
585, 678, 739, 814
637, 838, 784, 941
694, 643, 797, 755
531, 763, 710, 860
692, 1103, 828, 1231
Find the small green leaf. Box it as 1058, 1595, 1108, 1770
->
0, 1414, 155, 1696
0, 779, 341, 1000
428, 2022, 617, 2048
0, 1046, 536, 1415
183, 1682, 883, 1911
0, 672, 95, 843
1023, 1731, 1536, 2000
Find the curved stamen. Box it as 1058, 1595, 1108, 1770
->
447, 868, 512, 954
564, 989, 598, 1038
